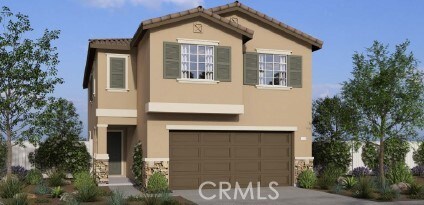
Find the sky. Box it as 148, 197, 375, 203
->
2, 0, 424, 137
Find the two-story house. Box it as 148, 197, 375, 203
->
83, 1, 322, 189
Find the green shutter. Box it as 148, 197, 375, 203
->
243, 52, 259, 85
163, 42, 181, 79
288, 55, 302, 88
215, 46, 231, 82
110, 57, 125, 89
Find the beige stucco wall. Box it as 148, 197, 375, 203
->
144, 13, 313, 158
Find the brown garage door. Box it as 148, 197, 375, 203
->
169, 131, 293, 190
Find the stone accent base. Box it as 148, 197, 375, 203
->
294, 158, 314, 185
94, 159, 109, 184
142, 160, 169, 188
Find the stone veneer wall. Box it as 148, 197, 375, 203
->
142, 160, 169, 188
94, 159, 109, 184
294, 158, 314, 185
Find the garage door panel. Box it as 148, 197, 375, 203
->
202, 161, 231, 172
202, 147, 231, 158
261, 160, 290, 172
232, 147, 260, 158
233, 161, 260, 172
261, 147, 290, 158
201, 133, 230, 145
170, 162, 199, 172
170, 176, 200, 190
170, 147, 199, 158
232, 133, 260, 145
202, 175, 231, 187
233, 174, 261, 187
170, 132, 199, 145
261, 174, 290, 186
261, 133, 290, 145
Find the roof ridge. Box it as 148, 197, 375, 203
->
207, 1, 323, 50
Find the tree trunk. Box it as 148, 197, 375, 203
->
379, 137, 385, 186
6, 124, 12, 176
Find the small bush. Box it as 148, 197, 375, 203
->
378, 184, 399, 201
147, 172, 168, 193
60, 193, 80, 205
386, 164, 413, 184
342, 176, 358, 190
408, 183, 423, 196
331, 184, 344, 194
372, 165, 389, 177
48, 170, 65, 187
26, 169, 43, 185
352, 177, 374, 199
8, 193, 28, 205
0, 176, 23, 198
413, 142, 424, 166
131, 141, 143, 185
107, 190, 126, 205
11, 166, 27, 182
352, 167, 371, 178
73, 171, 93, 190
51, 186, 64, 198
141, 192, 178, 205
318, 165, 344, 190
297, 169, 317, 189
34, 182, 50, 195
411, 165, 424, 176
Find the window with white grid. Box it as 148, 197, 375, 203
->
258, 54, 287, 86
181, 44, 214, 80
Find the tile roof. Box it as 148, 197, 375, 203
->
89, 38, 132, 50
208, 1, 323, 51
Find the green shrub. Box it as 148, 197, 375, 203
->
76, 183, 98, 202
34, 181, 50, 195
386, 163, 413, 184
73, 171, 93, 190
342, 176, 358, 190
29, 136, 90, 175
26, 169, 43, 185
413, 142, 424, 166
352, 177, 375, 199
408, 183, 423, 195
378, 184, 399, 201
0, 176, 23, 198
131, 142, 143, 185
147, 172, 168, 193
317, 165, 344, 190
362, 139, 410, 170
60, 193, 80, 205
312, 140, 351, 173
50, 186, 64, 198
141, 192, 178, 205
107, 190, 126, 205
297, 169, 317, 189
331, 184, 344, 194
47, 170, 64, 187
7, 193, 28, 205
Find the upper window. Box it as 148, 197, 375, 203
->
181, 44, 214, 80
258, 54, 287, 86
107, 54, 128, 90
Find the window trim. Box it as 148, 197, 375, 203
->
106, 53, 129, 92
257, 50, 291, 88
180, 44, 216, 82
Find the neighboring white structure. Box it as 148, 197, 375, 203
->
11, 140, 92, 170
349, 141, 420, 172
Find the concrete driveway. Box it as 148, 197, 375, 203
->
172, 186, 423, 205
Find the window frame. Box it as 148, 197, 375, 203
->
258, 53, 288, 87
180, 44, 215, 81
106, 53, 129, 92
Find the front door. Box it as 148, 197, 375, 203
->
107, 131, 122, 175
